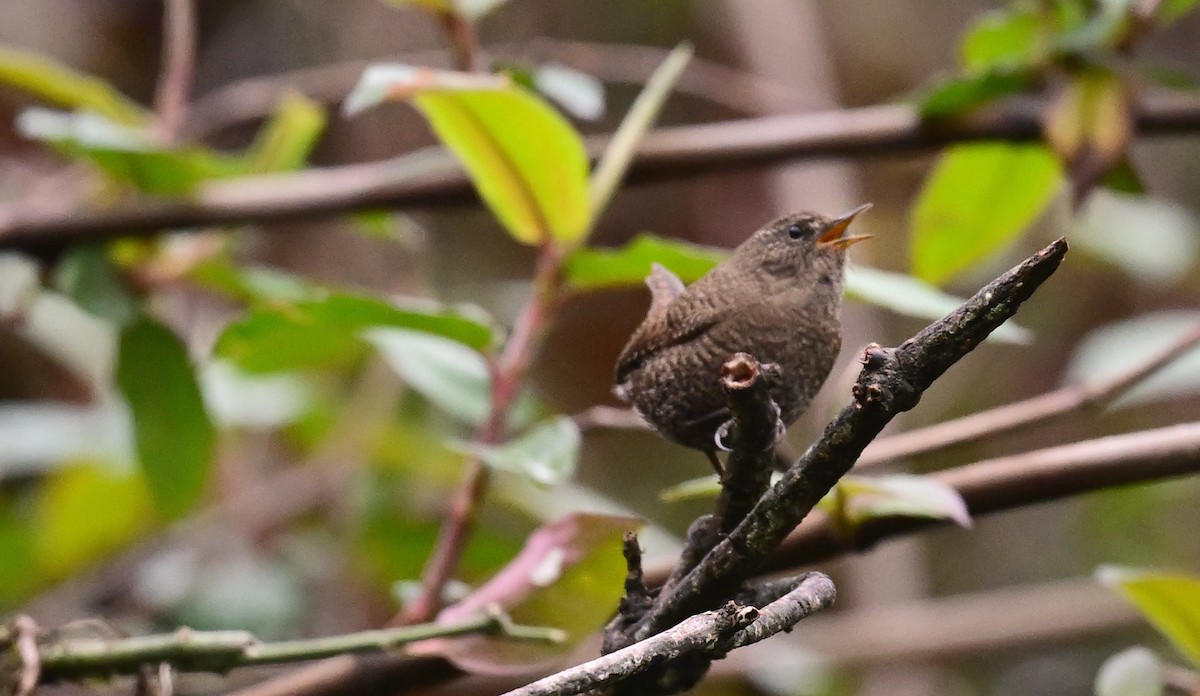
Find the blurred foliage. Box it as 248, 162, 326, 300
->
0, 0, 1198, 691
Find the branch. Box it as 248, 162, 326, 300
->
7, 609, 560, 687
762, 419, 1200, 573
857, 321, 1200, 467
628, 239, 1069, 642
5, 93, 1200, 252
505, 574, 834, 696
713, 353, 782, 535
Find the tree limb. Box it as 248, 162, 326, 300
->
505, 573, 834, 696
4, 93, 1200, 252
4, 609, 559, 687
628, 239, 1069, 642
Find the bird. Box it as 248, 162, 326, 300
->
613, 204, 871, 473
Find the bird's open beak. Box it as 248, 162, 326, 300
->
818, 202, 873, 250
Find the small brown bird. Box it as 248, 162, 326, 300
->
613, 205, 871, 469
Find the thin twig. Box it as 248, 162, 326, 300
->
438, 11, 480, 72
755, 576, 1137, 666
28, 609, 559, 684
713, 353, 780, 535
152, 0, 196, 144
757, 419, 1200, 576
858, 321, 1200, 467
7, 93, 1200, 253
181, 39, 803, 138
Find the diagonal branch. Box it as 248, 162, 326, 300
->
505, 574, 835, 696
627, 239, 1069, 643
857, 321, 1200, 467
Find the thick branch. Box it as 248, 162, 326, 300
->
4, 94, 1200, 252
629, 239, 1068, 641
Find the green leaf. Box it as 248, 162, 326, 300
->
416, 513, 636, 674
51, 246, 138, 327
0, 496, 39, 606
190, 260, 317, 304
910, 142, 1063, 284
588, 43, 692, 224
242, 91, 327, 173
35, 464, 154, 579
1100, 156, 1145, 194
1157, 0, 1200, 25
216, 293, 497, 373
365, 327, 538, 427
818, 474, 973, 530
660, 474, 721, 503
919, 70, 1034, 119
845, 266, 1032, 344
1098, 567, 1200, 667
17, 108, 243, 195
1056, 0, 1136, 53
1096, 647, 1164, 696
116, 317, 215, 519
1140, 62, 1200, 91
0, 46, 148, 125
564, 233, 725, 290
344, 66, 589, 245
961, 8, 1047, 73
452, 416, 580, 485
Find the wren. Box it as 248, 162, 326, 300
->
613, 205, 871, 468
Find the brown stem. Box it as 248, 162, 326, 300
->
153, 0, 196, 144
8, 93, 1200, 254
440, 12, 481, 72
857, 321, 1200, 468
398, 244, 565, 625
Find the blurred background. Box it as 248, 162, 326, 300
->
2, 1, 1200, 695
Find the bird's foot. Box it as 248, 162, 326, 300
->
713, 419, 735, 452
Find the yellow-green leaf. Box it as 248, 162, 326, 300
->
243, 91, 327, 173
17, 108, 243, 195
1098, 567, 1200, 667
589, 43, 691, 224
0, 46, 148, 126
961, 8, 1047, 73
564, 233, 725, 290
910, 142, 1063, 284
344, 66, 590, 245
1044, 69, 1132, 170
35, 463, 154, 579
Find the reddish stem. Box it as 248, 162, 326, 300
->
398, 243, 565, 625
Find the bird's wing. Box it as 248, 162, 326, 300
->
615, 272, 738, 383
644, 263, 686, 323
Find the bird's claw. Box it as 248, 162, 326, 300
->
714, 420, 735, 452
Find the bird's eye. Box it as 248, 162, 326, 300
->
787, 224, 804, 240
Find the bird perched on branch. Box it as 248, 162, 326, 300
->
613, 204, 871, 473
